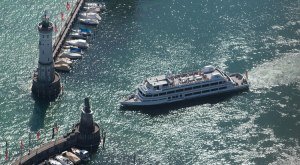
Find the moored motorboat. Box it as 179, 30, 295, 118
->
85, 2, 106, 10
69, 32, 87, 39
55, 63, 71, 72
79, 12, 101, 21
78, 18, 99, 25
62, 47, 83, 54
55, 155, 74, 165
46, 158, 62, 165
71, 148, 90, 162
62, 151, 80, 165
65, 39, 89, 49
121, 65, 249, 107
55, 58, 72, 66
59, 52, 82, 59
71, 28, 92, 36
82, 6, 101, 13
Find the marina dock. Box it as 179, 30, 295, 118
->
52, 0, 85, 60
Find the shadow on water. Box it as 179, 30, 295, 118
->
28, 100, 50, 132
120, 91, 249, 116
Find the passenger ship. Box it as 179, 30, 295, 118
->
121, 65, 249, 107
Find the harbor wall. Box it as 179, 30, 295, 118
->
13, 124, 101, 165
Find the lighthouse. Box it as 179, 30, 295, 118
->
32, 11, 61, 100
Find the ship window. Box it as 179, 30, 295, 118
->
176, 89, 184, 92
186, 93, 193, 96
42, 50, 44, 54
219, 87, 227, 90
146, 94, 152, 97
219, 81, 224, 84
159, 92, 166, 96
211, 88, 218, 91
211, 82, 218, 86
163, 84, 168, 87
153, 94, 158, 97
193, 86, 201, 89
47, 35, 49, 38
194, 91, 201, 95
202, 90, 210, 93
202, 84, 209, 87
167, 91, 175, 94
172, 95, 178, 98
185, 87, 192, 91
168, 97, 171, 99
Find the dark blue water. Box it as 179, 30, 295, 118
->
0, 0, 299, 164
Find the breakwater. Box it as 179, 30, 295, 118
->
52, 0, 85, 60
13, 98, 102, 165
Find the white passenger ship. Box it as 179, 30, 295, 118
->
121, 65, 249, 107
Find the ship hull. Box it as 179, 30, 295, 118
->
120, 84, 249, 109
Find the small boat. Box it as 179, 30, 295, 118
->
71, 148, 90, 162
55, 58, 73, 66
55, 63, 71, 72
46, 158, 62, 165
63, 45, 80, 49
55, 155, 74, 165
71, 28, 92, 36
85, 2, 106, 10
62, 151, 81, 165
83, 6, 101, 13
69, 32, 87, 39
79, 12, 101, 21
62, 47, 83, 54
79, 18, 99, 25
65, 39, 89, 49
59, 52, 82, 59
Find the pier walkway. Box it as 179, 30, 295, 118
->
52, 0, 85, 60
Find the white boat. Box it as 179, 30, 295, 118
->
59, 52, 82, 59
55, 155, 74, 165
79, 18, 99, 25
79, 12, 101, 21
85, 2, 106, 10
71, 148, 90, 162
69, 32, 87, 39
82, 6, 101, 13
71, 28, 92, 36
120, 65, 249, 107
65, 39, 89, 49
46, 158, 62, 165
55, 63, 71, 72
63, 45, 80, 49
62, 47, 83, 54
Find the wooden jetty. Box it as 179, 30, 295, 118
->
52, 0, 85, 60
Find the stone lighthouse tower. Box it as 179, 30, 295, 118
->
75, 98, 101, 152
32, 11, 61, 100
